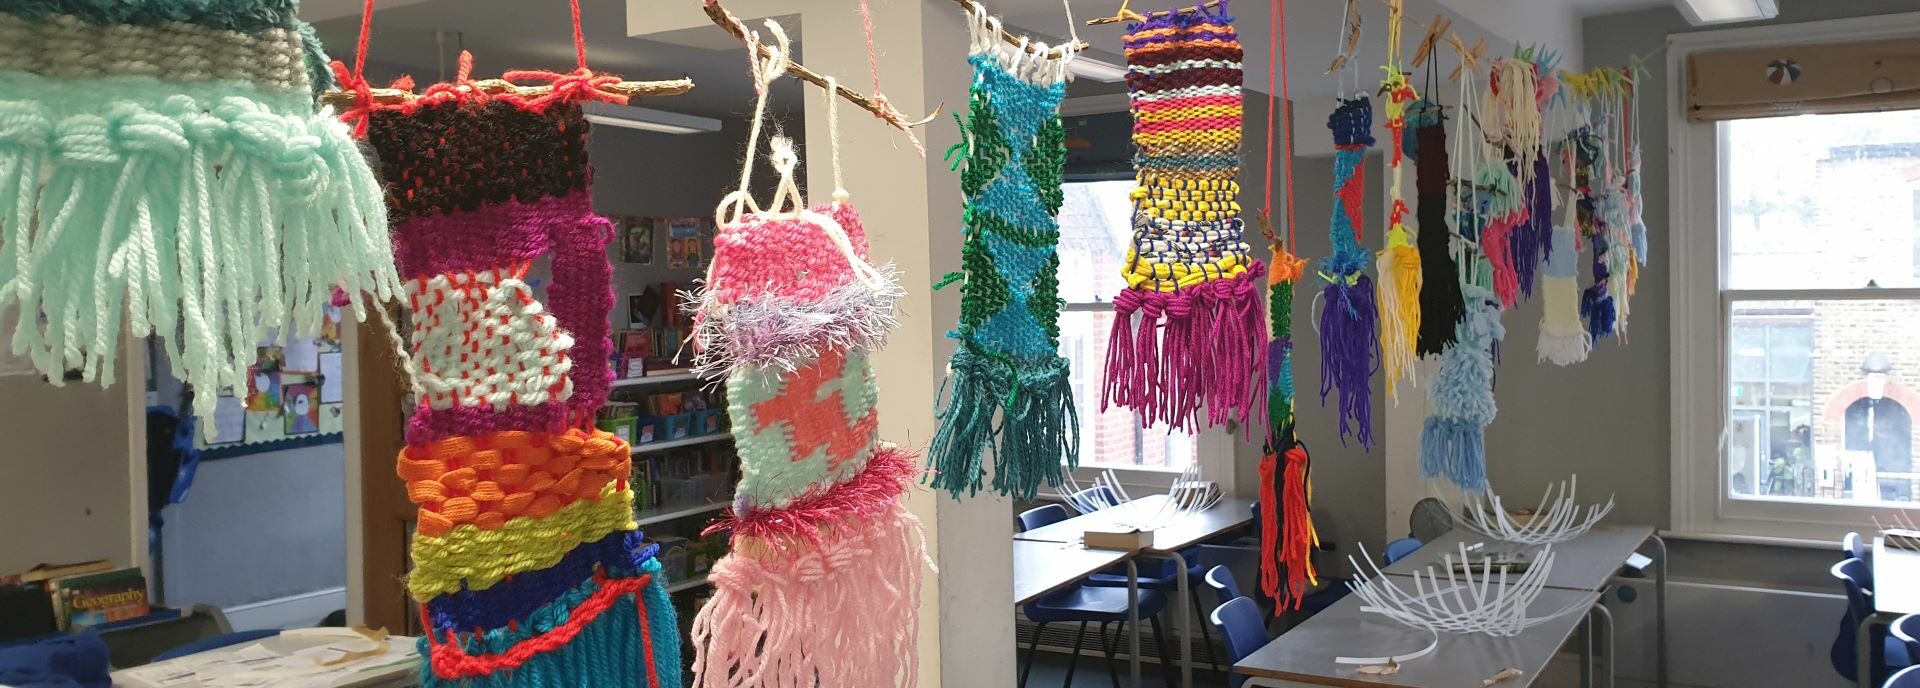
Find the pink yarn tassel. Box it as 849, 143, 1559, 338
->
1103, 291, 1141, 412
690, 503, 929, 688
1482, 215, 1521, 310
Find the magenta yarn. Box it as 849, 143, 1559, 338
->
405, 402, 571, 446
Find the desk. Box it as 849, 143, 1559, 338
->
1016, 494, 1255, 688
1382, 525, 1666, 687
1014, 539, 1132, 605
1857, 538, 1920, 688
113, 628, 418, 688
1234, 587, 1603, 688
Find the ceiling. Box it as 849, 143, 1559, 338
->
307, 0, 1677, 121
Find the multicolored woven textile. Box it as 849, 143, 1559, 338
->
1104, 3, 1267, 433
1419, 282, 1502, 492
348, 57, 678, 687
0, 0, 398, 433
685, 25, 925, 686
928, 7, 1078, 500
1318, 96, 1378, 450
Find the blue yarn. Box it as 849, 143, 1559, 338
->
1420, 416, 1488, 492
427, 531, 657, 633
1418, 286, 1503, 492
420, 560, 681, 688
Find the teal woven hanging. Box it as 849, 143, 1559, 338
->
929, 8, 1079, 500
0, 0, 399, 434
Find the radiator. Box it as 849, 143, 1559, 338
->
1601, 579, 1849, 688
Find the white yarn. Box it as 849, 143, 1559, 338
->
407, 269, 574, 412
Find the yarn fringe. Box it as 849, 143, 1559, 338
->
1375, 237, 1421, 404
928, 347, 1076, 500
1259, 440, 1317, 613
683, 262, 903, 378
1420, 416, 1488, 493
0, 101, 398, 436
714, 446, 915, 545
1419, 286, 1502, 493
421, 570, 682, 688
1317, 274, 1377, 449
1537, 277, 1590, 366
691, 502, 929, 688
1102, 266, 1267, 434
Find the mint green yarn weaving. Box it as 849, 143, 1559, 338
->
0, 0, 398, 437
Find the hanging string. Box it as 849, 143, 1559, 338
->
570, 0, 588, 70
827, 75, 849, 203
857, 0, 928, 156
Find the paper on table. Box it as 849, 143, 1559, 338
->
318, 352, 344, 403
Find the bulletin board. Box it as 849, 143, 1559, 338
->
197, 304, 346, 460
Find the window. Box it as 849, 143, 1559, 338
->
1055, 179, 1198, 473
1672, 14, 1920, 540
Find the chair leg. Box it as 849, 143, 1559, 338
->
1102, 621, 1123, 688
1150, 615, 1178, 688
1063, 621, 1088, 686
1019, 621, 1046, 688
1191, 584, 1219, 672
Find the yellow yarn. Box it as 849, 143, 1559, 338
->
1376, 226, 1422, 403
407, 484, 635, 600
1124, 249, 1246, 291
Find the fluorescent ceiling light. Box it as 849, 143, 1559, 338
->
582, 102, 722, 135
1673, 0, 1778, 25
1068, 57, 1128, 83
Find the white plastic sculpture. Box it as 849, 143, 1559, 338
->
1336, 542, 1589, 665
1060, 463, 1222, 532
1461, 475, 1614, 546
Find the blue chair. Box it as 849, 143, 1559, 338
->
1203, 565, 1243, 608
1209, 597, 1271, 688
1896, 615, 1920, 667
1830, 558, 1913, 684
1889, 665, 1920, 687
1069, 499, 1220, 672
1017, 504, 1176, 687
152, 629, 280, 663
1384, 537, 1422, 565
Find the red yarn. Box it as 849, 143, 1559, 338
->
423, 572, 654, 680
704, 448, 917, 545
1257, 450, 1280, 600
1277, 444, 1316, 611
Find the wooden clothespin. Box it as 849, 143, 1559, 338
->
1448, 34, 1486, 82
1325, 0, 1362, 74
1411, 14, 1451, 69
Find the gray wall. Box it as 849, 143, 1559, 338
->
0, 360, 134, 575
159, 446, 347, 608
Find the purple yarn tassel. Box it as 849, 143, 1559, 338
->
1513, 154, 1553, 300
1318, 275, 1378, 449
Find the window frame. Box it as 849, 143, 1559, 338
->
1053, 174, 1237, 497
1668, 11, 1920, 542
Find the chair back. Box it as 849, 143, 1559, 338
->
1846, 531, 1867, 560
1211, 597, 1269, 688
1017, 504, 1070, 533
1895, 614, 1920, 666
1204, 565, 1243, 607
1066, 486, 1118, 514
1889, 665, 1920, 688
1384, 537, 1422, 565
1835, 558, 1875, 623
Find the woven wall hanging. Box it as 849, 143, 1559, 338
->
330, 2, 684, 684
684, 24, 927, 687
0, 0, 399, 431
1374, 6, 1422, 406
1318, 94, 1377, 450
1103, 1, 1267, 434
928, 4, 1080, 500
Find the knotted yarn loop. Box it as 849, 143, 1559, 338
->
0, 102, 52, 149
52, 114, 118, 167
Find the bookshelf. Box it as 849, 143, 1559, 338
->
610, 370, 703, 388
665, 574, 711, 594
633, 500, 729, 529
631, 434, 730, 455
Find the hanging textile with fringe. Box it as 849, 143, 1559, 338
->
1419, 281, 1502, 492
684, 24, 926, 687
335, 3, 681, 684
1536, 193, 1588, 365
928, 4, 1079, 500
1104, 1, 1267, 434
1317, 96, 1377, 449
1411, 96, 1462, 357
1513, 48, 1562, 302
0, 0, 399, 435
1375, 43, 1421, 405
1253, 0, 1318, 615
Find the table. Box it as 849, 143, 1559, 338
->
1856, 538, 1920, 688
1381, 524, 1667, 687
1014, 539, 1133, 605
1234, 587, 1605, 688
112, 628, 418, 688
1016, 494, 1255, 688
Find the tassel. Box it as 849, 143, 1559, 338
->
1413, 116, 1463, 356
1376, 228, 1422, 403
1475, 165, 1524, 309
421, 568, 681, 688
1513, 154, 1553, 300
1318, 274, 1378, 449
928, 347, 1076, 500
1258, 449, 1281, 600
1278, 442, 1318, 610
692, 502, 928, 688
1581, 227, 1617, 341
1419, 285, 1503, 492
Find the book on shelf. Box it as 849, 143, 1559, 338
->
1, 559, 114, 586
51, 566, 149, 630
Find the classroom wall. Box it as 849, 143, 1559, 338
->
0, 358, 137, 575
159, 447, 346, 609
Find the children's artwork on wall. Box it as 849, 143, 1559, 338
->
283, 384, 321, 435
616, 216, 655, 264
198, 306, 347, 459
667, 217, 708, 268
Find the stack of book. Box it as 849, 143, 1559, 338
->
0, 561, 151, 640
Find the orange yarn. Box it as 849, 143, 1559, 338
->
400, 428, 632, 537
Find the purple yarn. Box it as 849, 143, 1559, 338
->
1318, 275, 1378, 449
1513, 154, 1553, 300
406, 402, 570, 446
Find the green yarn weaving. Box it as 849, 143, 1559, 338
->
0, 0, 400, 437
928, 28, 1079, 500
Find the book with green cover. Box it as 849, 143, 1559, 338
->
51, 567, 149, 630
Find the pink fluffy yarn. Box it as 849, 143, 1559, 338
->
690, 501, 928, 688
707, 203, 870, 306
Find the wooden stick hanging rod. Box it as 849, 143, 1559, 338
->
1087, 0, 1222, 25
320, 77, 692, 107
950, 0, 1090, 59
701, 0, 937, 131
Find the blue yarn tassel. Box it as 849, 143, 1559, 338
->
420, 565, 681, 688
929, 346, 1076, 500
1419, 286, 1503, 492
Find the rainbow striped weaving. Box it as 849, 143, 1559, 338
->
1104, 4, 1267, 434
